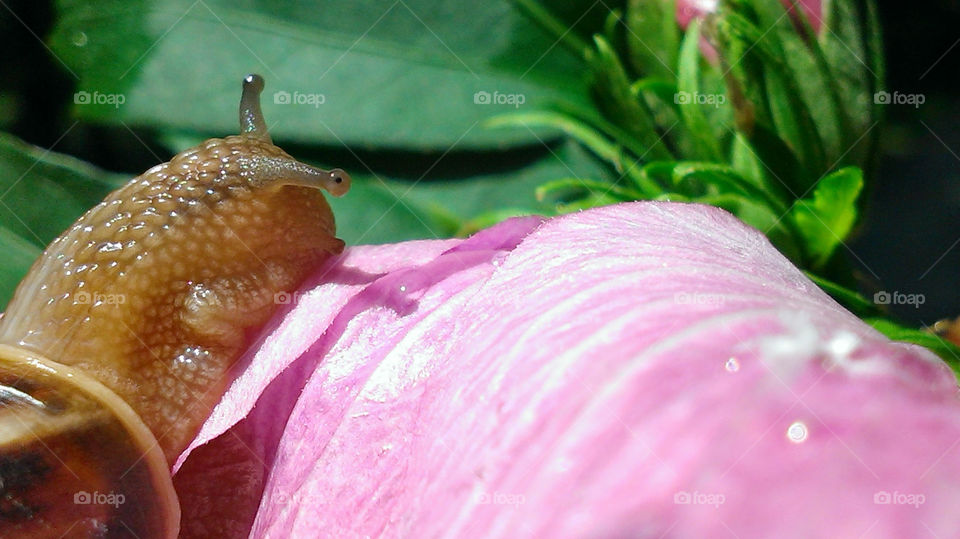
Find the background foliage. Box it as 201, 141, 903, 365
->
0, 0, 958, 357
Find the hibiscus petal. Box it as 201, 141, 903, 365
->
175, 202, 960, 538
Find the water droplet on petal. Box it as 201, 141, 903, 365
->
725, 357, 740, 373
787, 421, 808, 443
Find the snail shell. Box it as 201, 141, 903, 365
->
0, 75, 350, 537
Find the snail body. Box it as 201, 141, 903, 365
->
0, 75, 350, 537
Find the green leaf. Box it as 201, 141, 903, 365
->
509, 0, 592, 59
866, 318, 960, 378
487, 110, 653, 194
788, 166, 863, 268
631, 78, 691, 158
624, 0, 679, 80
743, 123, 808, 196
0, 132, 124, 247
803, 271, 879, 317
0, 228, 42, 310
819, 0, 883, 168
48, 0, 590, 150
333, 138, 609, 244
710, 13, 773, 130
676, 20, 724, 161
720, 11, 827, 181
667, 162, 788, 213
536, 177, 642, 207
746, 0, 849, 169
456, 208, 541, 236
0, 131, 125, 308
586, 35, 673, 161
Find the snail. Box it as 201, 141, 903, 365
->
0, 74, 350, 537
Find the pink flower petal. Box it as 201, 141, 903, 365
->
174, 202, 960, 538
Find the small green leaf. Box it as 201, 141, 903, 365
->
711, 14, 773, 130
676, 20, 725, 162
820, 0, 884, 169
803, 271, 879, 317
866, 318, 960, 378
743, 123, 809, 196
667, 162, 788, 213
332, 138, 608, 244
624, 0, 679, 80
789, 166, 863, 268
554, 192, 626, 214
747, 0, 850, 169
0, 131, 126, 308
456, 208, 540, 236
0, 132, 125, 248
631, 79, 687, 151
487, 110, 651, 193
0, 227, 42, 310
536, 177, 642, 205
586, 35, 674, 161
720, 11, 827, 181
510, 0, 592, 59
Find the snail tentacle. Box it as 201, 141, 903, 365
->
239, 73, 271, 143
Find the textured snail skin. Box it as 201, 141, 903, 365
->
0, 75, 349, 537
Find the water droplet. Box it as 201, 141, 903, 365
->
786, 421, 808, 443
725, 357, 740, 373
399, 285, 407, 292
98, 241, 122, 253
72, 31, 87, 47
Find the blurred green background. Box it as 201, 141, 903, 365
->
0, 0, 957, 326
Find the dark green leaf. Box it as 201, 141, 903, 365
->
586, 35, 673, 161
789, 166, 863, 268
804, 271, 879, 317
633, 77, 710, 161
332, 138, 609, 243
676, 20, 725, 161
866, 318, 960, 378
720, 11, 827, 181
0, 131, 126, 308
536, 177, 642, 206
0, 228, 42, 310
48, 0, 590, 150
487, 110, 651, 192
819, 0, 882, 168
0, 132, 124, 247
624, 0, 679, 80
456, 208, 542, 236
